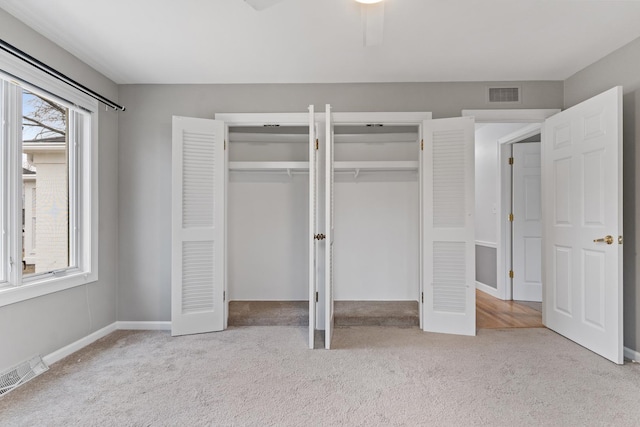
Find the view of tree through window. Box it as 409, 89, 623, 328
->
22, 91, 70, 275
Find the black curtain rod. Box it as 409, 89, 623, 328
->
0, 38, 125, 111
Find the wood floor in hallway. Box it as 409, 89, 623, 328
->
476, 290, 544, 329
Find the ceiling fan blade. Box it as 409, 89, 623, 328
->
362, 2, 384, 47
244, 0, 286, 11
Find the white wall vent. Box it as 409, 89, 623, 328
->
487, 86, 521, 104
0, 356, 48, 397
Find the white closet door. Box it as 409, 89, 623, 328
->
512, 142, 542, 302
325, 104, 335, 349
422, 117, 476, 336
308, 105, 317, 349
419, 126, 424, 329
543, 86, 623, 364
171, 116, 226, 336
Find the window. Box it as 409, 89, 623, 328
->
22, 90, 71, 276
0, 53, 98, 306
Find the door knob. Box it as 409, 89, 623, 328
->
593, 235, 614, 245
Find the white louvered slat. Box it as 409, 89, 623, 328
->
182, 241, 215, 314
433, 129, 465, 227
182, 131, 216, 229
433, 242, 466, 313
172, 117, 225, 336
422, 117, 475, 336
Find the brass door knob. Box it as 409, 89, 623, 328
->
593, 235, 614, 245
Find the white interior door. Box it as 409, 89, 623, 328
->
422, 117, 476, 336
171, 116, 225, 336
308, 105, 317, 349
512, 142, 542, 302
325, 104, 335, 349
542, 86, 623, 364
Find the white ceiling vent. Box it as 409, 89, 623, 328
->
487, 86, 521, 104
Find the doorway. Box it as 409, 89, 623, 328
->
469, 114, 558, 328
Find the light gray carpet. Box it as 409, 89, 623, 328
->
1, 326, 639, 426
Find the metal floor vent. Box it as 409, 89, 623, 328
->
0, 356, 48, 397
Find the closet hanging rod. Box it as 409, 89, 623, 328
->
334, 168, 417, 175
0, 38, 126, 111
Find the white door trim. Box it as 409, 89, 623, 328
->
496, 123, 542, 301
212, 110, 318, 334
463, 109, 561, 123
463, 109, 559, 301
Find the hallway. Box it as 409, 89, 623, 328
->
476, 290, 544, 329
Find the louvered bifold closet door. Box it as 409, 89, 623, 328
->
324, 104, 335, 349
422, 117, 476, 336
171, 116, 226, 336
308, 104, 317, 349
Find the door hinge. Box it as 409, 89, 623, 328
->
224, 140, 227, 150
315, 138, 319, 150
509, 270, 514, 279
315, 291, 319, 303
314, 233, 326, 240
223, 291, 226, 301
508, 213, 514, 222
421, 292, 424, 303
508, 157, 514, 165
421, 139, 424, 151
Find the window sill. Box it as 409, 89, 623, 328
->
0, 270, 97, 308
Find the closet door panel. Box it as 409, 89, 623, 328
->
325, 104, 335, 349
171, 116, 226, 336
422, 117, 476, 336
308, 105, 317, 349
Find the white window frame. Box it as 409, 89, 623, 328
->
0, 49, 99, 307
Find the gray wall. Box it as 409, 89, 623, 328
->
117, 82, 563, 321
565, 36, 640, 354
476, 245, 497, 289
0, 9, 119, 371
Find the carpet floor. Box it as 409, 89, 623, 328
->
1, 326, 639, 426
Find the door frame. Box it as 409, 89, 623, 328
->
497, 124, 542, 301
213, 111, 317, 332
334, 111, 431, 327
462, 109, 560, 301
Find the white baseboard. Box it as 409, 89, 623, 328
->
475, 240, 497, 249
43, 321, 171, 367
38, 321, 640, 368
43, 322, 117, 366
116, 321, 171, 331
476, 281, 500, 299
624, 346, 640, 363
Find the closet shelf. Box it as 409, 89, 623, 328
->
229, 161, 310, 172
334, 161, 419, 172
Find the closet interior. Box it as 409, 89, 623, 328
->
332, 124, 420, 327
226, 125, 312, 326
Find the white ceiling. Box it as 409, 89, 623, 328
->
1, 0, 640, 85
